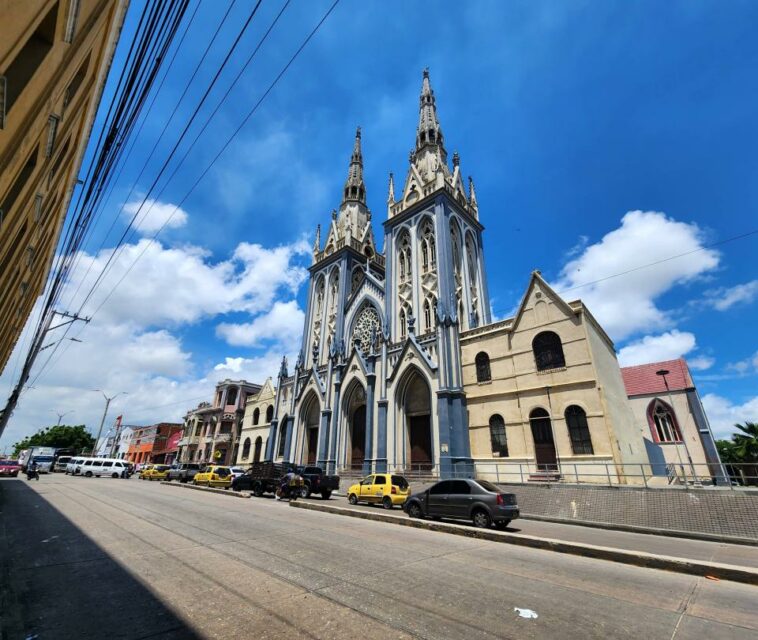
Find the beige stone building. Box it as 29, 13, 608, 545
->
235, 378, 276, 466
0, 0, 128, 372
461, 272, 649, 484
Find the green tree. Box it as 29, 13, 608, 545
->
731, 421, 758, 463
13, 424, 94, 457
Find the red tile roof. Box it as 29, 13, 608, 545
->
621, 358, 695, 396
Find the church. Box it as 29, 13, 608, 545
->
254, 70, 674, 483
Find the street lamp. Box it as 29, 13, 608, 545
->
51, 409, 74, 426
92, 390, 127, 456
655, 369, 698, 485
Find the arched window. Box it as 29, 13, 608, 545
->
647, 399, 682, 443
253, 436, 263, 462
277, 421, 287, 457
532, 331, 565, 371
422, 240, 429, 271
399, 308, 407, 338
242, 438, 251, 459
423, 300, 431, 332
565, 405, 594, 455
489, 414, 508, 457
399, 253, 406, 278
265, 405, 274, 423
253, 408, 260, 425
475, 352, 491, 382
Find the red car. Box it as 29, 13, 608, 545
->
0, 460, 22, 477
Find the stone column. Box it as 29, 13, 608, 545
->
362, 356, 376, 474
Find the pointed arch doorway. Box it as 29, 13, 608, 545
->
400, 368, 433, 472
344, 381, 366, 470
301, 393, 320, 465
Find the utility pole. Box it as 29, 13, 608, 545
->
0, 310, 89, 439
93, 390, 127, 456
51, 410, 74, 426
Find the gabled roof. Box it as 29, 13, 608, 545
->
511, 270, 575, 331
621, 358, 695, 396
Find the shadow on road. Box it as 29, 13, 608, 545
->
0, 479, 202, 640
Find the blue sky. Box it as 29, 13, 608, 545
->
2, 0, 757, 448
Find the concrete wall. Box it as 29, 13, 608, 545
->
500, 482, 758, 540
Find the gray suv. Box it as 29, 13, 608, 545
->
403, 479, 520, 529
167, 463, 201, 483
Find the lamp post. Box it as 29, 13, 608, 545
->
655, 370, 698, 485
92, 390, 127, 456
51, 409, 74, 426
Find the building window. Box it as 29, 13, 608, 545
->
475, 352, 491, 382
565, 405, 594, 455
242, 438, 251, 459
253, 436, 263, 462
63, 53, 90, 115
1, 3, 58, 119
226, 388, 238, 406
532, 331, 565, 371
253, 408, 260, 425
266, 405, 274, 423
423, 300, 431, 332
399, 308, 407, 338
648, 399, 682, 443
489, 414, 508, 457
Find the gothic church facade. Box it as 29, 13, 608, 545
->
263, 71, 649, 481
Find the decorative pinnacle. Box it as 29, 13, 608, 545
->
452, 151, 460, 167
387, 172, 395, 203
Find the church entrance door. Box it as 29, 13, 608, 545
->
350, 405, 366, 469
530, 409, 557, 470
307, 427, 318, 465
409, 415, 432, 471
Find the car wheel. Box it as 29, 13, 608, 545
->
472, 509, 492, 529
382, 496, 393, 510
494, 520, 511, 530
207, 481, 212, 488
321, 490, 332, 500
112, 473, 119, 479
407, 502, 423, 519
85, 471, 93, 478
299, 484, 311, 499
252, 483, 264, 497
348, 493, 358, 505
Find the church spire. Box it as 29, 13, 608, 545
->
342, 126, 366, 206
415, 68, 446, 158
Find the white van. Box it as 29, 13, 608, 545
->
81, 458, 128, 478
66, 457, 88, 475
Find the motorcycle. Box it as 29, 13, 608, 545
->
276, 481, 302, 501
26, 468, 40, 481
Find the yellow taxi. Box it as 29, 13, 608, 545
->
139, 464, 155, 480
347, 473, 410, 509
148, 465, 171, 481
193, 465, 232, 488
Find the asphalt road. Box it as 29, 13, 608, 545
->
2, 475, 757, 640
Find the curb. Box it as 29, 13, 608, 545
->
160, 481, 249, 498
290, 501, 758, 586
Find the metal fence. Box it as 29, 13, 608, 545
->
334, 461, 758, 489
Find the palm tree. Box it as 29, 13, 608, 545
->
732, 422, 758, 463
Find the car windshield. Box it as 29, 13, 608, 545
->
475, 480, 500, 493
156, 466, 170, 471
391, 475, 409, 489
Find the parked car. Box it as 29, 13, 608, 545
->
295, 465, 340, 499
403, 479, 520, 529
65, 457, 89, 475
138, 464, 155, 480
347, 474, 410, 509
53, 456, 72, 473
166, 463, 201, 483
0, 460, 21, 477
229, 466, 247, 481
80, 458, 130, 478
148, 465, 171, 481
193, 465, 232, 488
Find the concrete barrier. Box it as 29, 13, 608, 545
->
290, 501, 758, 586
160, 481, 249, 498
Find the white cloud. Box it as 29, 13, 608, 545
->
688, 355, 715, 371
123, 198, 188, 234
701, 393, 758, 440
703, 280, 758, 311
617, 330, 697, 367
216, 300, 304, 349
556, 210, 720, 340
63, 238, 310, 328
726, 350, 758, 374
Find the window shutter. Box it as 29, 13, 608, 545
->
46, 115, 60, 157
